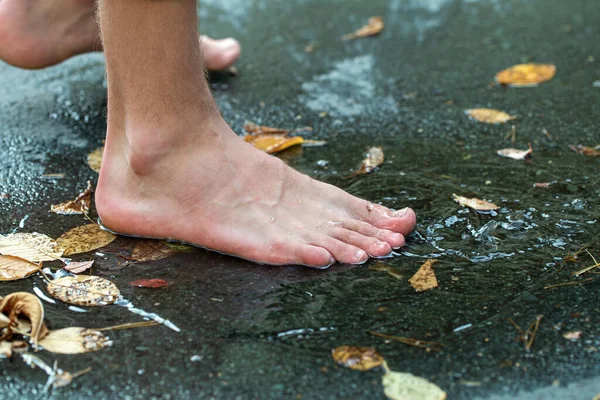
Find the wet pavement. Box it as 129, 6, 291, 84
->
1, 0, 600, 398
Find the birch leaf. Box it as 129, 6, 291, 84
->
50, 181, 92, 215
342, 16, 384, 40
331, 346, 384, 371
452, 194, 499, 211
382, 370, 447, 400
131, 240, 176, 262
47, 275, 120, 306
56, 224, 116, 256
497, 143, 533, 160
245, 134, 304, 154
0, 233, 62, 262
0, 255, 41, 281
494, 63, 556, 87
465, 108, 517, 124
38, 327, 112, 354
87, 147, 103, 173
63, 260, 94, 274
408, 259, 439, 292
0, 292, 48, 347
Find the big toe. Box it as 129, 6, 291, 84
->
200, 35, 241, 71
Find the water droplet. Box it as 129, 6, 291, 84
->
287, 231, 292, 235
297, 198, 303, 204
269, 216, 276, 223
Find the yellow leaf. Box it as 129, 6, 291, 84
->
245, 134, 304, 154
243, 122, 311, 135
497, 143, 533, 160
56, 224, 116, 256
331, 346, 385, 371
50, 180, 92, 215
408, 259, 439, 292
47, 275, 120, 306
38, 327, 112, 354
0, 233, 63, 262
349, 146, 384, 177
494, 63, 556, 87
87, 147, 103, 173
369, 262, 403, 280
465, 108, 517, 124
131, 240, 176, 262
342, 16, 384, 40
0, 292, 48, 347
0, 255, 40, 281
452, 194, 499, 211
382, 370, 447, 400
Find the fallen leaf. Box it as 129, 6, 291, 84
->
131, 240, 176, 262
408, 259, 438, 292
569, 144, 600, 156
0, 292, 48, 347
243, 122, 312, 136
50, 181, 92, 215
494, 63, 556, 87
349, 146, 384, 177
533, 182, 551, 188
0, 341, 13, 358
21, 352, 91, 389
465, 108, 517, 124
331, 346, 384, 371
452, 194, 499, 211
128, 278, 168, 289
38, 327, 112, 354
245, 134, 304, 154
47, 275, 120, 306
56, 224, 116, 256
164, 242, 195, 252
342, 16, 384, 40
497, 143, 533, 161
563, 331, 582, 341
0, 233, 63, 262
0, 255, 41, 281
302, 139, 328, 147
369, 262, 403, 280
382, 369, 447, 400
63, 260, 94, 274
87, 147, 103, 173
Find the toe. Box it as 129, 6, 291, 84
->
329, 227, 392, 257
347, 199, 417, 236
200, 35, 241, 71
297, 245, 335, 268
341, 219, 405, 249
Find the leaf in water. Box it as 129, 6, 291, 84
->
465, 108, 517, 124
408, 259, 439, 293
497, 143, 533, 161
533, 182, 551, 188
87, 147, 103, 173
243, 122, 312, 136
0, 233, 63, 262
0, 292, 48, 347
382, 369, 447, 400
131, 240, 176, 262
369, 262, 403, 280
245, 134, 304, 154
63, 260, 94, 274
349, 146, 384, 177
50, 181, 92, 215
38, 327, 112, 354
128, 278, 168, 288
47, 275, 120, 306
331, 346, 384, 371
569, 144, 600, 157
164, 242, 195, 252
56, 224, 116, 256
342, 16, 384, 40
0, 255, 40, 281
452, 194, 499, 211
494, 63, 556, 87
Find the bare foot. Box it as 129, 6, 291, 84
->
0, 0, 240, 70
96, 114, 416, 268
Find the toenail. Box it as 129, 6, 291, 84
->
394, 207, 409, 217
391, 232, 402, 238
355, 250, 366, 260
220, 38, 238, 51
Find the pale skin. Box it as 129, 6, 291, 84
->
2, 0, 417, 267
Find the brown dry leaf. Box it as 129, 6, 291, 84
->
382, 369, 447, 400
465, 108, 517, 124
0, 292, 48, 347
0, 233, 63, 262
494, 63, 556, 87
0, 255, 41, 281
349, 146, 384, 177
131, 240, 176, 262
38, 327, 112, 354
452, 194, 499, 211
342, 16, 384, 40
56, 224, 116, 256
243, 122, 312, 136
569, 144, 600, 157
331, 346, 384, 371
50, 181, 92, 215
47, 275, 120, 306
497, 143, 533, 161
245, 134, 304, 154
408, 259, 439, 292
63, 260, 94, 274
87, 147, 103, 173
563, 331, 582, 341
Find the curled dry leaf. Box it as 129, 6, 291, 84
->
131, 240, 176, 262
569, 144, 600, 157
47, 275, 120, 306
38, 327, 112, 354
128, 278, 169, 288
408, 259, 439, 293
0, 255, 41, 281
349, 146, 384, 177
0, 292, 48, 347
87, 147, 103, 173
245, 134, 304, 154
342, 16, 384, 40
494, 63, 556, 87
50, 181, 92, 215
497, 143, 533, 161
56, 224, 116, 256
465, 108, 517, 124
63, 260, 94, 274
382, 370, 447, 400
331, 346, 384, 371
452, 194, 499, 211
0, 233, 63, 262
